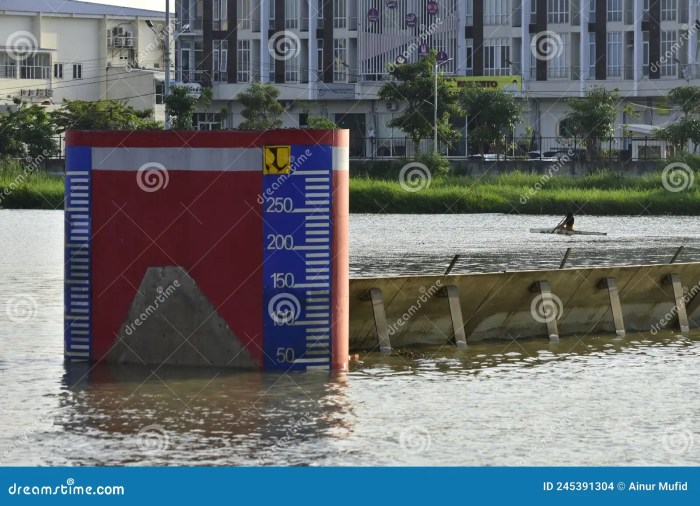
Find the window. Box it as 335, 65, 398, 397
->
1, 54, 16, 78
237, 39, 251, 82
484, 38, 510, 76
286, 52, 300, 82
193, 112, 222, 130
662, 0, 677, 21
485, 0, 508, 25
317, 38, 324, 79
155, 81, 164, 104
589, 0, 596, 19
548, 32, 569, 78
465, 0, 473, 25
548, 0, 569, 23
20, 54, 50, 80
212, 40, 228, 82
53, 63, 63, 79
238, 0, 250, 29
334, 0, 346, 28
334, 39, 347, 81
607, 0, 622, 22
661, 31, 677, 77
643, 31, 649, 76
286, 0, 298, 29
466, 40, 473, 70
73, 63, 83, 79
213, 0, 227, 31
607, 32, 622, 77
588, 32, 596, 79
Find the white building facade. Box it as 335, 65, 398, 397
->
178, 0, 699, 157
0, 0, 172, 121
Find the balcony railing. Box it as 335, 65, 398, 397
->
20, 65, 50, 80
108, 35, 136, 48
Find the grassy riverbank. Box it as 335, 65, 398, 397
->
0, 162, 64, 209
2, 163, 699, 215
350, 172, 700, 215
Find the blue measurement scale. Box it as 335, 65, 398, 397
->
262, 144, 333, 371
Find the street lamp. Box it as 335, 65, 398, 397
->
434, 58, 453, 153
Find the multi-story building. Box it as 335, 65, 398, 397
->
178, 0, 698, 156
0, 0, 172, 121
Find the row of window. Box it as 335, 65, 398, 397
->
463, 0, 683, 25
0, 54, 83, 80
180, 38, 350, 84
54, 63, 83, 80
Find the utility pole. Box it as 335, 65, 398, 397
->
164, 0, 171, 129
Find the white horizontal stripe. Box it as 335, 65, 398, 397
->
306, 178, 330, 183
306, 298, 329, 303
306, 253, 330, 258
70, 200, 89, 206
308, 290, 330, 295
305, 201, 330, 206
307, 238, 330, 243
306, 193, 330, 198
293, 170, 329, 176
293, 283, 329, 288
65, 171, 89, 176
307, 305, 329, 311
71, 178, 89, 183
92, 147, 262, 172
65, 280, 89, 285
305, 230, 330, 236
294, 358, 329, 364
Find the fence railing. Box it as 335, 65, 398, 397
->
355, 136, 676, 161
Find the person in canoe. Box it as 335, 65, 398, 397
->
555, 211, 575, 231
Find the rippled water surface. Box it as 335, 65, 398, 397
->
1, 210, 699, 466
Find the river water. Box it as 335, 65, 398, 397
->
1, 210, 699, 466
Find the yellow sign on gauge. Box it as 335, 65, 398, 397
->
263, 146, 291, 174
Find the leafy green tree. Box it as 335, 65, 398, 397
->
656, 115, 700, 152
563, 87, 619, 159
0, 98, 57, 159
164, 85, 213, 130
378, 52, 461, 157
306, 116, 338, 129
667, 86, 700, 116
51, 99, 162, 132
459, 86, 521, 157
237, 82, 285, 130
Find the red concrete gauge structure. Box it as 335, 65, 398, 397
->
64, 130, 350, 372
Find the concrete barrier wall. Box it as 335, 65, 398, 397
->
348, 263, 700, 350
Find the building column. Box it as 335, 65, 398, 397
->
308, 0, 318, 99
456, 0, 467, 75
535, 0, 547, 81
633, 0, 643, 95
259, 0, 270, 82
473, 0, 483, 75
689, 1, 698, 77
649, 0, 660, 80
521, 0, 531, 82
595, 0, 606, 80
579, 0, 587, 95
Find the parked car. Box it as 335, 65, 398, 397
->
550, 148, 587, 161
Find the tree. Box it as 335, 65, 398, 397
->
306, 116, 338, 129
0, 99, 57, 160
378, 52, 461, 157
667, 86, 700, 116
459, 86, 521, 157
563, 87, 619, 159
51, 99, 162, 132
655, 115, 700, 152
237, 81, 285, 130
164, 85, 212, 130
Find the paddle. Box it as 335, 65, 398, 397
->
551, 217, 566, 233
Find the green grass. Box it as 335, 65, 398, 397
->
0, 160, 64, 209
2, 162, 698, 215
350, 172, 700, 214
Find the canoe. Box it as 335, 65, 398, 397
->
530, 228, 607, 236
